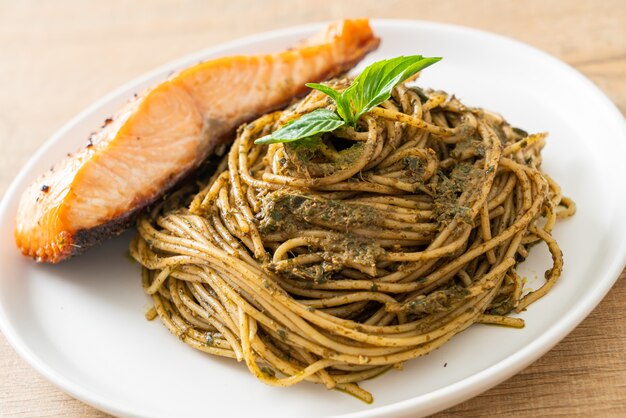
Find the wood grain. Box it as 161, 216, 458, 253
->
0, 0, 624, 416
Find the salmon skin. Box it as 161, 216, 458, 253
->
15, 19, 380, 263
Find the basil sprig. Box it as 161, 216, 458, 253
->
254, 55, 441, 145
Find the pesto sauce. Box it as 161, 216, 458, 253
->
258, 191, 386, 281
283, 135, 365, 176
432, 161, 478, 226
258, 192, 381, 234
406, 285, 469, 315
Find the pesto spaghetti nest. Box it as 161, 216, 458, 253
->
130, 76, 575, 403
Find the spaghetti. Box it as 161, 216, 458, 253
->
130, 79, 575, 402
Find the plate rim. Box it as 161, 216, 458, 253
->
0, 18, 625, 418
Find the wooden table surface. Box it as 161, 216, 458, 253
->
1, 1, 624, 416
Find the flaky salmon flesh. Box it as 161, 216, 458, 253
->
15, 19, 380, 263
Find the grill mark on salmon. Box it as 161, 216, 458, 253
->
15, 19, 380, 263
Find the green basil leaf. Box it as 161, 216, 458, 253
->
254, 108, 345, 144
343, 55, 442, 124
254, 55, 442, 147
305, 82, 342, 103
306, 83, 352, 123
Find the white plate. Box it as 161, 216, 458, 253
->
1, 20, 625, 418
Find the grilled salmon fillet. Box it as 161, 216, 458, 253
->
15, 19, 380, 263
